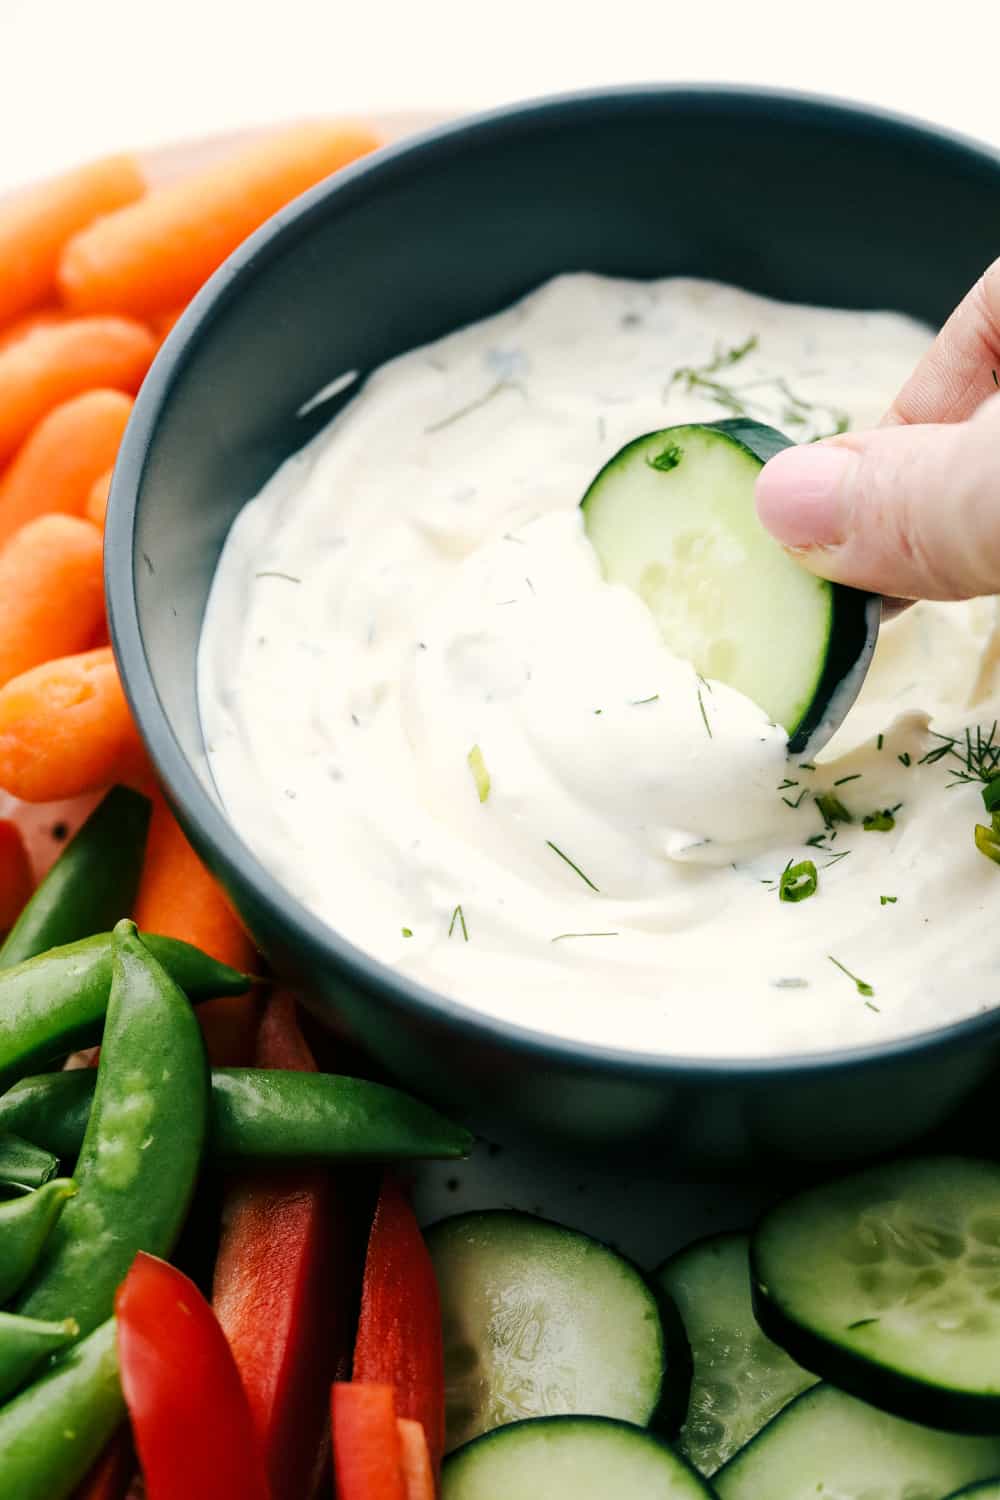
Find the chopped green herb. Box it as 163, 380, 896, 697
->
778, 778, 799, 791
467, 744, 491, 803
631, 694, 660, 706
815, 793, 852, 829
546, 840, 600, 892
550, 931, 620, 943
983, 779, 1000, 814
975, 821, 1000, 866
255, 571, 302, 584
778, 860, 818, 903
448, 904, 469, 941
426, 379, 513, 433
879, 896, 897, 906
782, 788, 809, 809
898, 752, 912, 767
863, 809, 896, 833
401, 927, 413, 938
593, 709, 603, 715
876, 734, 884, 751
697, 686, 713, 738
798, 762, 817, 772
834, 773, 862, 787
805, 832, 827, 849
848, 1317, 880, 1331
646, 442, 683, 473
828, 954, 875, 999
823, 849, 851, 869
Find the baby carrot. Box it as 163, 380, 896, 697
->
0, 319, 154, 467
134, 792, 258, 1063
0, 155, 145, 329
0, 516, 105, 690
0, 821, 32, 933
0, 648, 145, 802
59, 122, 381, 318
0, 308, 69, 356
84, 468, 113, 529
0, 390, 131, 546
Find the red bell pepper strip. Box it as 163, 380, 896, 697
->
331, 1383, 405, 1500
71, 1428, 135, 1500
397, 1418, 435, 1500
115, 1251, 270, 1500
213, 991, 358, 1500
353, 1174, 446, 1477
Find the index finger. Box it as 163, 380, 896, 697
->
883, 256, 1000, 426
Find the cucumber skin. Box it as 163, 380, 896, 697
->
750, 1239, 1000, 1438
580, 418, 878, 754
943, 1486, 1000, 1499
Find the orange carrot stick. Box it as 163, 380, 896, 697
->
134, 791, 258, 1063
59, 122, 381, 318
0, 515, 105, 689
396, 1420, 435, 1500
0, 818, 32, 932
0, 319, 154, 466
0, 389, 132, 544
0, 307, 70, 355
84, 467, 113, 529
0, 646, 144, 801
0, 155, 145, 329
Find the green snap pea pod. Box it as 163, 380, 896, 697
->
0, 786, 151, 971
0, 1317, 122, 1500
0, 928, 250, 1087
0, 1177, 76, 1301
16, 920, 209, 1336
1, 1067, 474, 1164
0, 1131, 58, 1189
0, 1310, 79, 1404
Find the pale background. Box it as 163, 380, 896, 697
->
2, 0, 1000, 192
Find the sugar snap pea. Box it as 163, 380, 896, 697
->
0, 1177, 76, 1302
0, 1066, 474, 1164
0, 1317, 122, 1500
0, 786, 151, 970
0, 1310, 78, 1404
0, 928, 250, 1087
16, 921, 209, 1337
0, 1131, 58, 1190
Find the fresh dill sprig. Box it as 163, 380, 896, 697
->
448, 904, 469, 941
834, 773, 862, 787
546, 841, 600, 892
697, 685, 713, 738
550, 931, 620, 943
778, 778, 799, 791
876, 734, 884, 752
815, 792, 852, 829
782, 788, 809, 809
426, 379, 514, 433
898, 752, 912, 767
823, 849, 851, 868
828, 954, 876, 1001
254, 571, 302, 584
631, 694, 660, 706
805, 832, 828, 849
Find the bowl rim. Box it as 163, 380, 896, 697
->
107, 81, 1000, 1083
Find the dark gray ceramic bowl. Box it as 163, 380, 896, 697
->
106, 86, 1000, 1168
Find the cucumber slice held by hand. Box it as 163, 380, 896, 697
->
427, 1210, 689, 1454
654, 1231, 816, 1476
581, 420, 878, 754
750, 1155, 1000, 1434
714, 1383, 1000, 1500
442, 1416, 716, 1500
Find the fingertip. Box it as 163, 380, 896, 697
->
754, 443, 853, 548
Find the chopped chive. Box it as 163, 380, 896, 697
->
550, 931, 620, 943
828, 954, 875, 999
778, 859, 818, 903
879, 896, 897, 906
546, 841, 600, 892
401, 927, 413, 938
815, 793, 852, 829
697, 686, 713, 738
467, 744, 491, 803
834, 773, 862, 786
448, 904, 469, 941
898, 752, 912, 767
863, 809, 896, 833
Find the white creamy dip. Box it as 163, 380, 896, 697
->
199, 273, 1000, 1057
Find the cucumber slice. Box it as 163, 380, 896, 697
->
655, 1231, 816, 1475
714, 1384, 1000, 1500
580, 420, 877, 753
427, 1211, 688, 1454
751, 1156, 1000, 1433
943, 1486, 1000, 1500
442, 1416, 715, 1499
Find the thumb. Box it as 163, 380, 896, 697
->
754, 393, 1000, 600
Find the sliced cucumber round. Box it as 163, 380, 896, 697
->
427, 1211, 688, 1454
655, 1231, 816, 1476
714, 1384, 1000, 1500
751, 1156, 1000, 1433
580, 420, 878, 753
442, 1416, 716, 1499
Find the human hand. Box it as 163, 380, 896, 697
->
754, 259, 1000, 600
